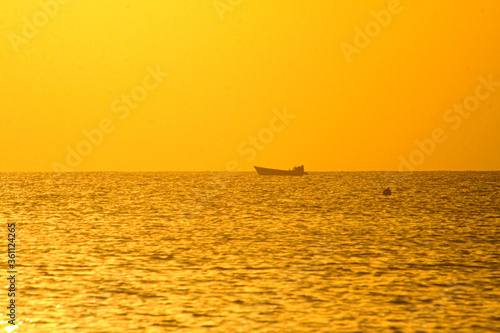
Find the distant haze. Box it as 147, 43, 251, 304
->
1, 1, 499, 171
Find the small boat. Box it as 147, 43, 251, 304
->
254, 165, 308, 176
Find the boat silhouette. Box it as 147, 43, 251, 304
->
254, 165, 308, 176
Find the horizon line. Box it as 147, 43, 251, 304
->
1, 170, 500, 173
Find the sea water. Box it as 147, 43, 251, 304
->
1, 172, 499, 332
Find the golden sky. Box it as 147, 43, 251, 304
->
1, 0, 499, 171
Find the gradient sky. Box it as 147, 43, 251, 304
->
1, 0, 499, 171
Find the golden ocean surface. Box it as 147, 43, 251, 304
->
1, 172, 499, 332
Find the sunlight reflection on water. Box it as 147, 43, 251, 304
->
1, 172, 499, 332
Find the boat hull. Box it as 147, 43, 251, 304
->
254, 166, 308, 176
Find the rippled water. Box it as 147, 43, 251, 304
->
1, 172, 499, 332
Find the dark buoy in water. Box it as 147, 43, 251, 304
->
383, 188, 392, 196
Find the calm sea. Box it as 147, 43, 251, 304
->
1, 172, 499, 332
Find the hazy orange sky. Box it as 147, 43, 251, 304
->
1, 0, 499, 171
